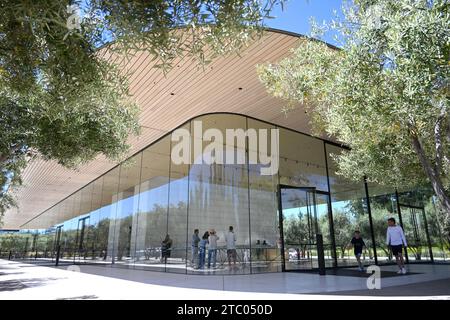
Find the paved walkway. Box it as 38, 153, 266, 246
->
322, 278, 450, 296
0, 259, 449, 299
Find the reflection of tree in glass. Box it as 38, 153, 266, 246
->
334, 199, 375, 260
95, 218, 110, 260
325, 211, 352, 258
284, 211, 310, 258
116, 216, 132, 261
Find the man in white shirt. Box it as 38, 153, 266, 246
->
386, 217, 408, 274
225, 226, 237, 268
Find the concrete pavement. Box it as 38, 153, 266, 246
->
0, 259, 449, 299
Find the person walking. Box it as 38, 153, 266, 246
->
191, 229, 200, 268
350, 230, 366, 271
255, 240, 262, 261
225, 226, 237, 268
386, 217, 408, 274
207, 229, 219, 269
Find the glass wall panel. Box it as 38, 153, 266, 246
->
75, 183, 93, 263
47, 204, 61, 261
99, 166, 121, 262
326, 143, 375, 267
315, 192, 335, 267
397, 189, 434, 262
6, 112, 447, 274
113, 153, 142, 267
167, 129, 189, 274
65, 190, 82, 262
400, 205, 431, 261
59, 196, 75, 261
367, 183, 400, 264
32, 228, 54, 261
278, 128, 328, 192
30, 207, 57, 261
247, 118, 282, 273
88, 177, 103, 262
188, 114, 250, 274
134, 136, 170, 272
427, 196, 450, 261
0, 232, 20, 258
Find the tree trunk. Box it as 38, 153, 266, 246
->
0, 154, 8, 165
410, 134, 450, 216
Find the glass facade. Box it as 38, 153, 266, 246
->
326, 144, 376, 267
1, 113, 448, 272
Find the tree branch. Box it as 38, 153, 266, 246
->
0, 154, 8, 164
434, 110, 445, 174
410, 126, 450, 214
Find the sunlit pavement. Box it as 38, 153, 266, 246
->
0, 259, 449, 300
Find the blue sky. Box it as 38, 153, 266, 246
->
265, 0, 343, 45
78, 0, 344, 47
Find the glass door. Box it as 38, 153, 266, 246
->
279, 185, 334, 271
315, 192, 336, 267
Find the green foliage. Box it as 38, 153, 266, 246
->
284, 211, 310, 244
328, 210, 353, 257
259, 0, 450, 220
0, 0, 284, 221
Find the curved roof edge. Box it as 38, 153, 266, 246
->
96, 25, 340, 53
264, 27, 340, 51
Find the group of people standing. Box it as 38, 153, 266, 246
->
191, 226, 237, 270
163, 217, 408, 275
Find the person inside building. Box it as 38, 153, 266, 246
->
161, 234, 172, 264
198, 231, 210, 269
191, 229, 200, 268
225, 226, 237, 268
207, 229, 219, 269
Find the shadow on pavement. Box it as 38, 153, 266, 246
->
57, 295, 99, 300
0, 277, 61, 292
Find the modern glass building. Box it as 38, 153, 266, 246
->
1, 113, 448, 274
1, 30, 448, 275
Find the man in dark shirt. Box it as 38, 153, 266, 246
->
351, 230, 366, 271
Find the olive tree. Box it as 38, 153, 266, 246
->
258, 1, 449, 226
0, 0, 284, 220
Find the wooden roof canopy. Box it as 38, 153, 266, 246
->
2, 29, 340, 229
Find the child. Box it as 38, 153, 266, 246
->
351, 230, 366, 271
